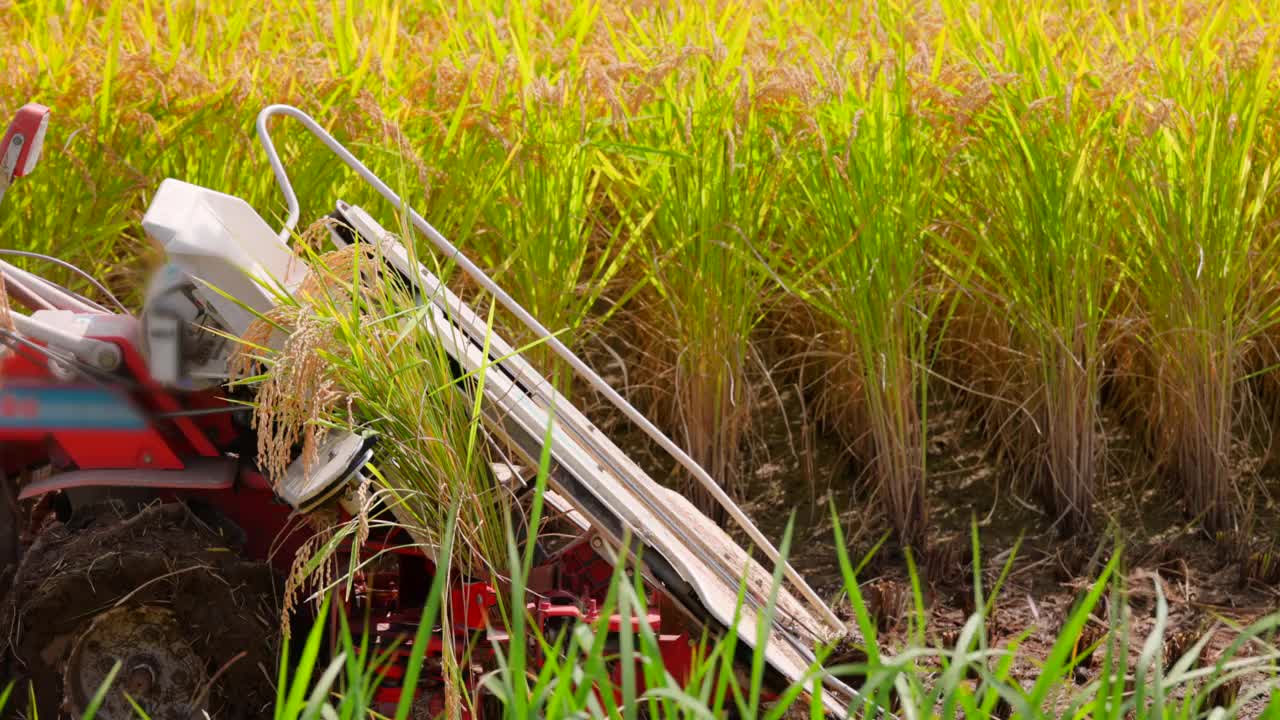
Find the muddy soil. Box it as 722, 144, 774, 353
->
576, 359, 1280, 713
1, 501, 281, 719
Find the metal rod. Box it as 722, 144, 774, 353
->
0, 260, 102, 313
254, 105, 842, 630
0, 249, 127, 314
9, 311, 121, 371
0, 267, 56, 311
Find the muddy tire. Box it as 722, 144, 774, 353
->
1, 501, 280, 719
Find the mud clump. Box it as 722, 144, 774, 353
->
1, 501, 280, 719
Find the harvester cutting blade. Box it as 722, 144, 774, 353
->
276, 431, 376, 513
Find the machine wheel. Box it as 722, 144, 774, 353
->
2, 500, 280, 719
63, 606, 209, 718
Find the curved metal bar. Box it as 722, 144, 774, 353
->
0, 249, 126, 314
253, 104, 841, 630
0, 265, 56, 311
0, 260, 101, 313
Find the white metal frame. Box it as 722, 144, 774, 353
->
253, 104, 842, 631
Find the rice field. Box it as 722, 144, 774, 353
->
9, 0, 1280, 716
4, 0, 1280, 566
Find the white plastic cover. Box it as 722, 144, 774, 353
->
142, 179, 308, 336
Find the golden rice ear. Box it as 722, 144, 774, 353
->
295, 216, 339, 255
237, 242, 381, 488
352, 472, 372, 549
253, 310, 339, 485
230, 303, 297, 383
280, 510, 340, 636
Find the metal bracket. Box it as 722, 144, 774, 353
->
18, 457, 236, 501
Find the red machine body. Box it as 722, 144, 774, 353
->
0, 309, 696, 713
0, 103, 49, 183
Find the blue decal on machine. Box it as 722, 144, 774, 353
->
0, 386, 147, 430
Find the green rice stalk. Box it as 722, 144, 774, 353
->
620, 101, 782, 520
937, 0, 1126, 534
1121, 45, 1280, 532
782, 62, 940, 548
473, 113, 640, 390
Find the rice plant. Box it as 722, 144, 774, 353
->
780, 59, 941, 548
473, 114, 640, 389
1120, 48, 1280, 532
618, 102, 784, 520
936, 0, 1127, 534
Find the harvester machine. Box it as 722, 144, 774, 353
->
0, 103, 855, 718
